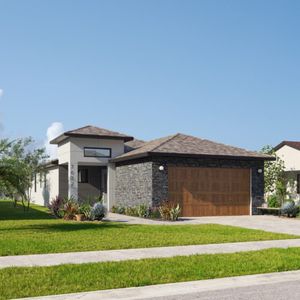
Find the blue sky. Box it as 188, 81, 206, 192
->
0, 0, 299, 151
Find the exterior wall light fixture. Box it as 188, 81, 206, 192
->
257, 169, 263, 174
159, 165, 164, 171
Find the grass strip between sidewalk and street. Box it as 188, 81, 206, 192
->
2, 247, 300, 299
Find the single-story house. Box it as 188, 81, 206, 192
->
31, 125, 273, 216
274, 141, 300, 201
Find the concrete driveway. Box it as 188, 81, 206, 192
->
106, 213, 300, 235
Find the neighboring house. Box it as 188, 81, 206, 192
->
274, 141, 300, 202
31, 125, 273, 216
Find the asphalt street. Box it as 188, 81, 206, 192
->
145, 280, 300, 300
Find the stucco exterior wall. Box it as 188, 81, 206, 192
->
275, 145, 300, 202
31, 167, 59, 206
115, 156, 265, 215
276, 145, 300, 171
58, 137, 125, 165
57, 140, 71, 165
57, 137, 125, 200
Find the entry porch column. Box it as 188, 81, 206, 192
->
107, 162, 116, 211
68, 161, 78, 200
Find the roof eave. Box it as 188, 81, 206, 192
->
50, 134, 67, 144
50, 133, 134, 144
110, 152, 150, 163
273, 142, 286, 151
150, 152, 275, 161
111, 151, 275, 163
42, 159, 59, 168
65, 133, 134, 142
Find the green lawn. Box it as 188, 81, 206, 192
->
2, 247, 300, 299
0, 200, 298, 256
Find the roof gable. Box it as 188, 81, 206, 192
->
274, 141, 300, 152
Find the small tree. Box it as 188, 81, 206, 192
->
260, 145, 286, 205
0, 137, 48, 210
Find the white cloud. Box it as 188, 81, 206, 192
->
45, 122, 64, 159
0, 90, 3, 131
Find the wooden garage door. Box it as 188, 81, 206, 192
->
168, 167, 250, 217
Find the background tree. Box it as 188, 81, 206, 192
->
0, 137, 48, 210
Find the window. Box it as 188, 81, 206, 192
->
297, 174, 300, 194
78, 169, 88, 183
84, 147, 111, 158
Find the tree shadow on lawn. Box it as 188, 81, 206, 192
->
6, 221, 133, 233
0, 201, 53, 221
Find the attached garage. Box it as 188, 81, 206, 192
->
112, 133, 274, 216
168, 167, 250, 216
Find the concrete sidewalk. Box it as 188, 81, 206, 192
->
18, 270, 300, 299
2, 238, 300, 269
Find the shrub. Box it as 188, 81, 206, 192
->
159, 201, 181, 221
111, 205, 125, 214
91, 202, 107, 221
63, 198, 79, 220
79, 194, 102, 206
169, 204, 181, 221
116, 206, 125, 214
48, 196, 64, 218
158, 202, 171, 220
125, 206, 138, 217
267, 195, 280, 208
148, 207, 161, 219
79, 204, 93, 220
137, 204, 149, 218
281, 200, 298, 217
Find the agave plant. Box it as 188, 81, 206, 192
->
281, 200, 298, 217
91, 202, 107, 221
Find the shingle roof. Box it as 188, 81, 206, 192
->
112, 133, 274, 162
50, 125, 134, 144
124, 139, 146, 153
274, 141, 300, 151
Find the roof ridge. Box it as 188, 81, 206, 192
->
65, 125, 91, 134
151, 133, 180, 152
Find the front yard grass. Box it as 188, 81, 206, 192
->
0, 200, 298, 256
2, 247, 300, 299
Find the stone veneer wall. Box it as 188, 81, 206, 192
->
115, 156, 265, 215
115, 160, 153, 207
